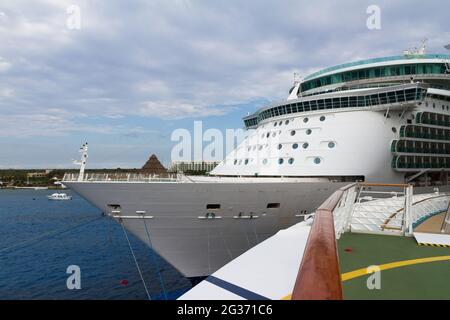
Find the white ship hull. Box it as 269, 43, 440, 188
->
65, 177, 346, 278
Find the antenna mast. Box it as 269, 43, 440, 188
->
73, 143, 88, 182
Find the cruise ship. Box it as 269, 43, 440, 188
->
64, 46, 450, 280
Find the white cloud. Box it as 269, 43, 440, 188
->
0, 0, 449, 129
138, 101, 228, 120
0, 56, 12, 71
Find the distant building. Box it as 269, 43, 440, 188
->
167, 161, 219, 173
141, 154, 168, 175
27, 172, 48, 178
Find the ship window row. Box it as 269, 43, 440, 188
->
240, 140, 334, 154
301, 63, 446, 92
416, 112, 450, 127
391, 140, 450, 155
392, 155, 450, 169
244, 117, 258, 128
253, 87, 425, 125
399, 125, 450, 141
232, 156, 322, 166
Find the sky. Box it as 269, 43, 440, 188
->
0, 0, 449, 168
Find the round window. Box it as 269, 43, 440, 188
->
272, 132, 276, 137
293, 143, 299, 149
266, 133, 270, 138
278, 144, 282, 150
285, 120, 290, 125
392, 127, 397, 133
263, 159, 268, 165
306, 129, 312, 135
328, 142, 335, 148
290, 130, 296, 136
320, 116, 326, 122
303, 118, 309, 123
279, 121, 283, 126
258, 145, 263, 151
303, 142, 309, 149
245, 159, 249, 165
288, 158, 294, 165
234, 159, 237, 165
278, 158, 284, 165
274, 122, 277, 127
314, 157, 321, 164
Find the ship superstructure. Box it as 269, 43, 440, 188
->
64, 50, 450, 279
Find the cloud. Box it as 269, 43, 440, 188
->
0, 56, 12, 71
138, 100, 229, 119
0, 0, 449, 167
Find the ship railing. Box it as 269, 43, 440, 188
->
62, 172, 190, 183
291, 182, 418, 300
291, 183, 356, 300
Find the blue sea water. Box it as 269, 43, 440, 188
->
0, 189, 191, 300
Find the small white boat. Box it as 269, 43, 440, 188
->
47, 193, 72, 200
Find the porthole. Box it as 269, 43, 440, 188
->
288, 158, 294, 165
234, 159, 237, 165
303, 118, 309, 123
279, 121, 283, 126
245, 159, 249, 165
274, 122, 277, 127
392, 127, 397, 133
278, 158, 284, 165
433, 103, 436, 109
303, 142, 309, 149
293, 143, 299, 149
258, 145, 263, 151
238, 160, 242, 165
266, 133, 270, 138
290, 130, 296, 136
261, 134, 265, 139
328, 142, 335, 148
306, 129, 312, 135
263, 159, 268, 165
320, 116, 326, 122
285, 120, 290, 125
314, 157, 321, 164
278, 144, 282, 150
248, 147, 251, 152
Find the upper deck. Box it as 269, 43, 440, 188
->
304, 54, 450, 81
300, 53, 450, 95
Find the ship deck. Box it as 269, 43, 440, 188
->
338, 232, 450, 300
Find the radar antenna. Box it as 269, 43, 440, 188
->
287, 72, 302, 101
73, 143, 88, 182
403, 38, 427, 57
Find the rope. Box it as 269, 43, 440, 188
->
0, 215, 104, 254
143, 218, 168, 300
120, 221, 152, 301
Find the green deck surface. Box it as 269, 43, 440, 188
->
338, 233, 450, 299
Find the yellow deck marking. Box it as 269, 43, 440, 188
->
341, 255, 450, 281
281, 255, 450, 300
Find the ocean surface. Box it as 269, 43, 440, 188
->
0, 189, 191, 300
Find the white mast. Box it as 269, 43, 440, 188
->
73, 143, 88, 182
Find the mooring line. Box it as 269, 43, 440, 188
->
120, 221, 152, 300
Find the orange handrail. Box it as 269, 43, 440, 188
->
291, 183, 355, 300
